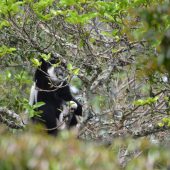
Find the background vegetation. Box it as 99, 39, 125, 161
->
0, 0, 170, 169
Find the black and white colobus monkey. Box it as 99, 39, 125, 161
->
29, 58, 82, 135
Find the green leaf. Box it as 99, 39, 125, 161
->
133, 97, 159, 106
31, 58, 41, 67
28, 110, 35, 118
33, 102, 45, 109
162, 117, 169, 124
168, 121, 170, 127
133, 99, 145, 106
104, 13, 114, 21
158, 122, 164, 127
59, 0, 76, 6
66, 11, 98, 24
33, 0, 55, 20
67, 63, 73, 71
0, 20, 10, 29
0, 45, 16, 57
5, 70, 11, 79
41, 53, 51, 61
72, 68, 80, 75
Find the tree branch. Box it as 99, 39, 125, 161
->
0, 107, 24, 129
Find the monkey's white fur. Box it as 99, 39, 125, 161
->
58, 101, 79, 130
29, 83, 38, 106
47, 66, 58, 81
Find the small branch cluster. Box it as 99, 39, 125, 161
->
0, 107, 24, 129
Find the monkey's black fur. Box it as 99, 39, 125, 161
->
31, 58, 82, 135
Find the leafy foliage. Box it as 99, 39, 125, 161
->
23, 99, 45, 118
0, 128, 170, 170
0, 0, 170, 168
134, 97, 159, 106
0, 45, 16, 57
0, 69, 32, 112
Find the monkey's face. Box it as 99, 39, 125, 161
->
44, 59, 67, 83
47, 65, 66, 82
